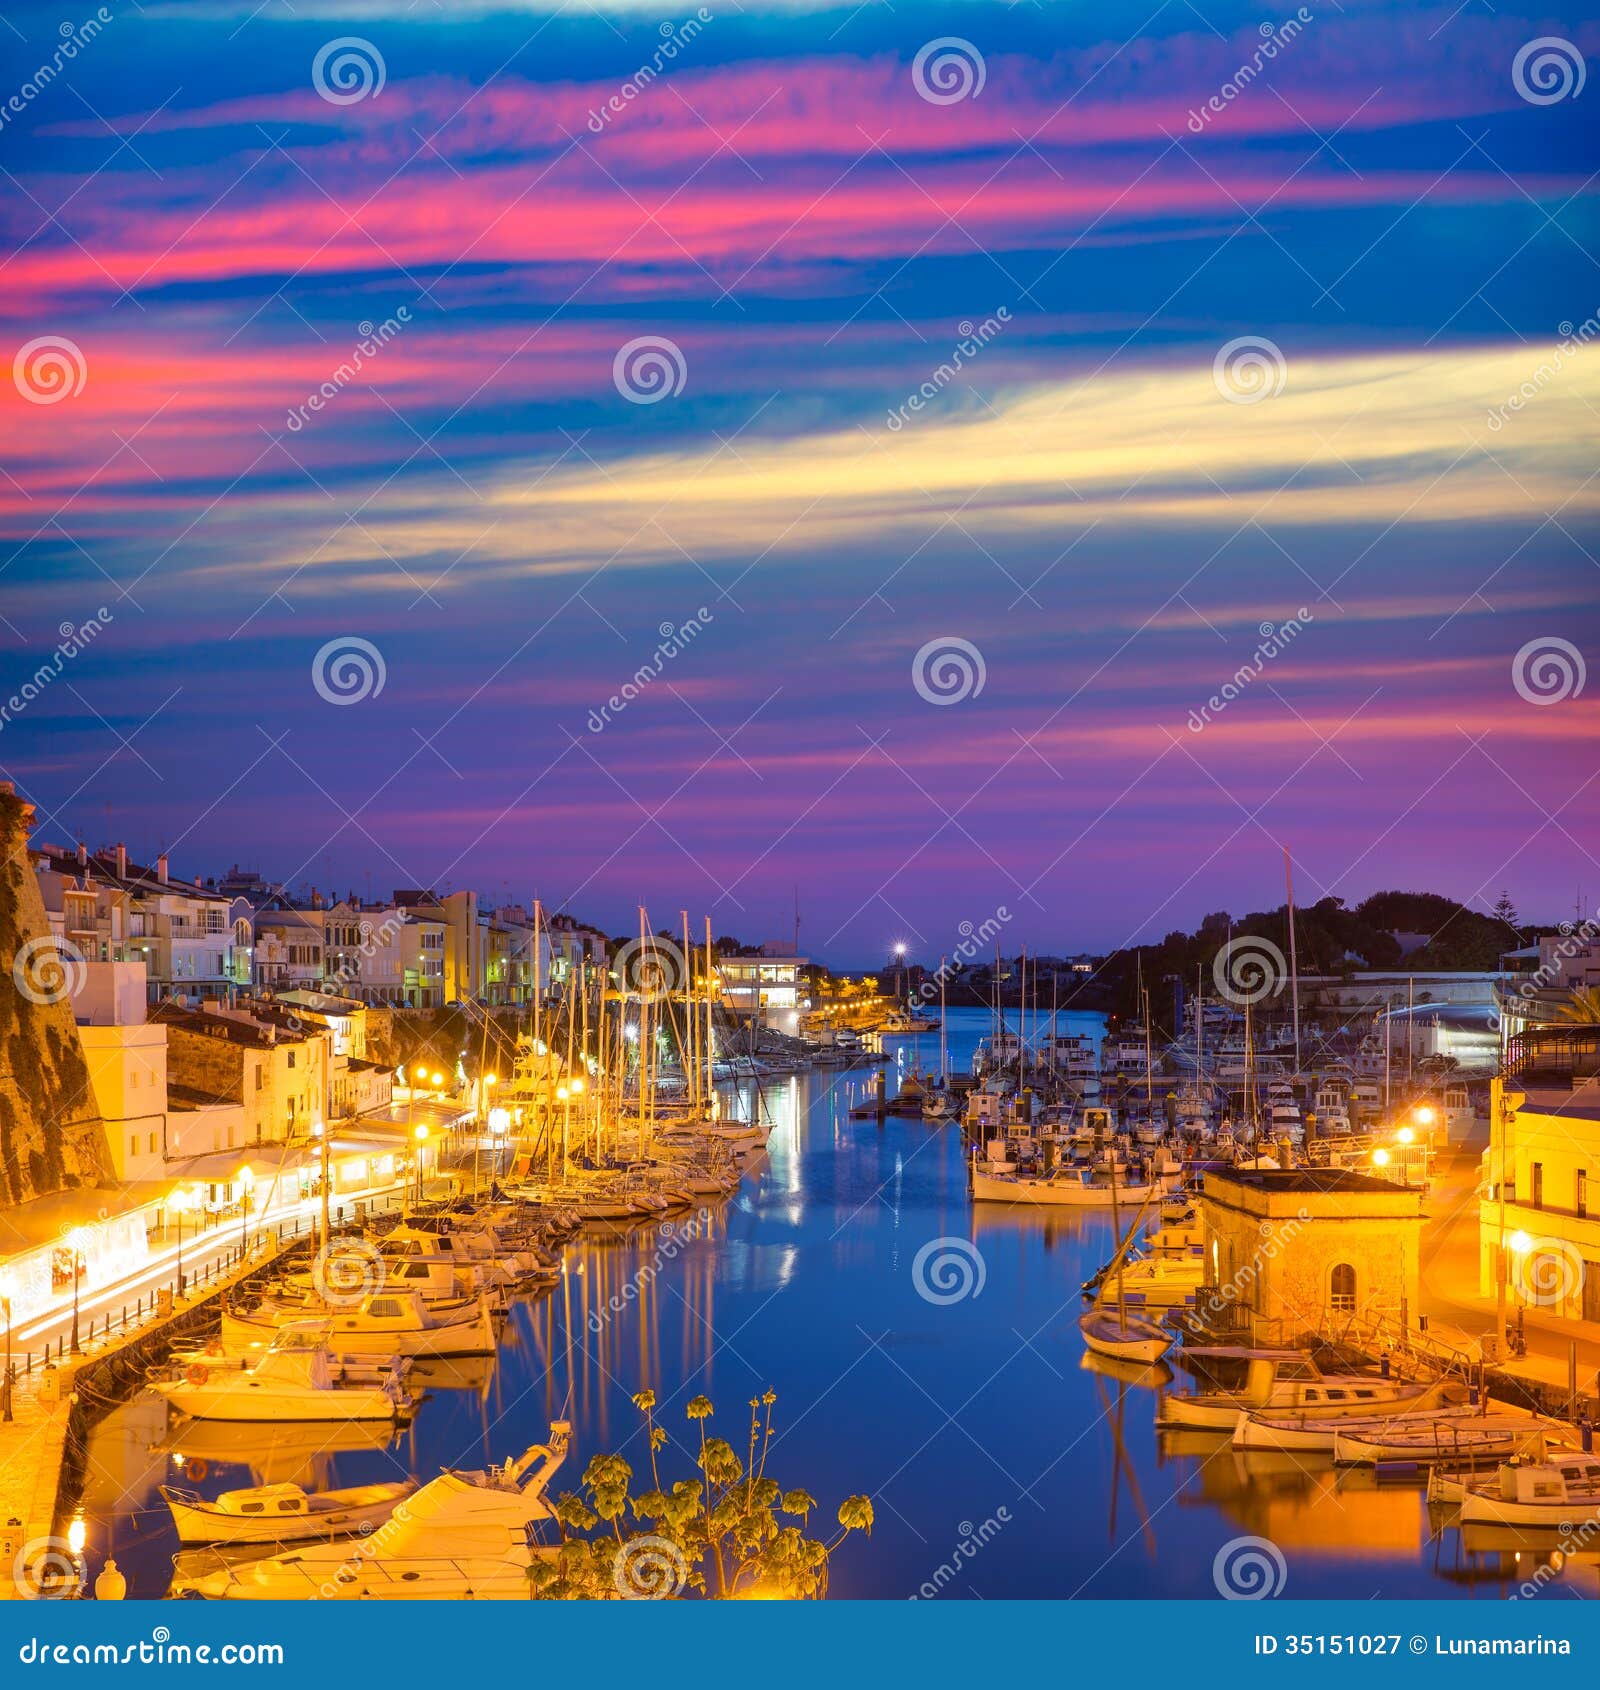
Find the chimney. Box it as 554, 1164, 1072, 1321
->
114, 842, 127, 877
77, 840, 88, 865
157, 853, 169, 883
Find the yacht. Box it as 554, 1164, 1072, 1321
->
971, 1160, 1161, 1208
223, 1289, 497, 1359
175, 1424, 573, 1599
151, 1324, 410, 1424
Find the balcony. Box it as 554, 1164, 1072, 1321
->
1506, 1025, 1600, 1088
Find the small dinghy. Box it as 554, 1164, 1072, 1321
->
1078, 1306, 1171, 1365
1076, 1156, 1171, 1364
161, 1478, 418, 1546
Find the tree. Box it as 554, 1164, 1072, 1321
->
1492, 890, 1520, 932
529, 1390, 874, 1600
1550, 986, 1600, 1026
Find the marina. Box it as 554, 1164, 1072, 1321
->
32, 1008, 1596, 1601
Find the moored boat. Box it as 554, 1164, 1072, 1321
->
151, 1324, 409, 1424
175, 1424, 573, 1599
161, 1477, 418, 1546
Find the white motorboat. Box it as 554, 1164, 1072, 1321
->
166, 1329, 407, 1391
151, 1324, 409, 1423
223, 1289, 497, 1359
1439, 1453, 1600, 1525
1158, 1350, 1434, 1431
161, 1477, 418, 1546
176, 1424, 573, 1599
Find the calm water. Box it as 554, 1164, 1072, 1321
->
80, 1009, 1597, 1600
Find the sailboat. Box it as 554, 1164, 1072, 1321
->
1077, 1160, 1171, 1364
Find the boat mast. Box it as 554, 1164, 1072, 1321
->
1283, 844, 1301, 1078
682, 908, 697, 1117
939, 957, 948, 1085
705, 917, 715, 1122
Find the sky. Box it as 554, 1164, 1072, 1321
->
2, 0, 1597, 964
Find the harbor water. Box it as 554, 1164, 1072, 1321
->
77, 1009, 1598, 1600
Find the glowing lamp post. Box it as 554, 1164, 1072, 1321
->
488, 1105, 511, 1181
1396, 1125, 1415, 1186
237, 1165, 255, 1257
1371, 1146, 1391, 1185
66, 1228, 89, 1354
414, 1124, 430, 1205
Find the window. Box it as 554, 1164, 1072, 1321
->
129, 1134, 137, 1157
287, 1050, 296, 1069
1530, 1162, 1544, 1208
148, 1133, 156, 1154
1330, 1262, 1357, 1312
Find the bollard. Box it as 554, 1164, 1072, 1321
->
1381, 1355, 1391, 1380
1584, 1420, 1595, 1454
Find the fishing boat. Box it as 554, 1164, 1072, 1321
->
1233, 1399, 1502, 1455
175, 1424, 573, 1600
161, 1477, 418, 1546
1332, 1411, 1550, 1468
1077, 1158, 1172, 1364
151, 1324, 410, 1423
1158, 1350, 1435, 1431
972, 1160, 1160, 1208
1433, 1452, 1600, 1525
223, 1289, 497, 1359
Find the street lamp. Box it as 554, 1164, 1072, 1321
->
414, 1124, 429, 1205
66, 1228, 89, 1354
0, 1269, 13, 1423
487, 1105, 510, 1181
1372, 1146, 1391, 1184
1396, 1125, 1415, 1186
237, 1165, 254, 1257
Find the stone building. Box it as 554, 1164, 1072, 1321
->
1199, 1166, 1426, 1343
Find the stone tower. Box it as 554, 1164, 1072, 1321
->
0, 784, 110, 1205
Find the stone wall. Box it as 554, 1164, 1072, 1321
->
0, 788, 111, 1204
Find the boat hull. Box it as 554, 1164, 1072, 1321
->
162, 1482, 416, 1546
1079, 1310, 1170, 1364
971, 1170, 1159, 1207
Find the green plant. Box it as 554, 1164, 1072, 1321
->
529, 1389, 873, 1600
